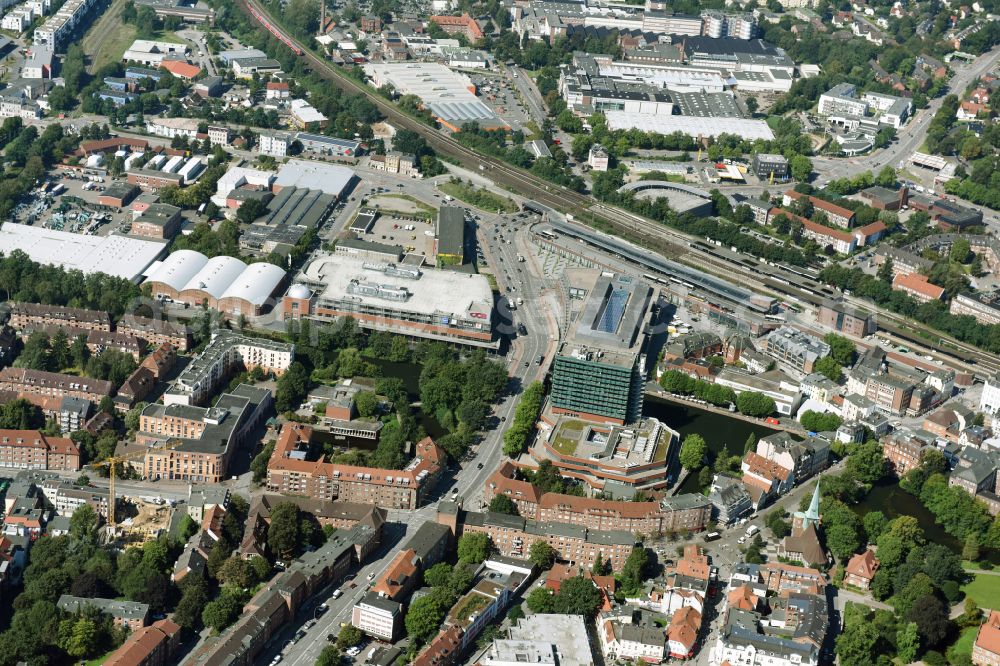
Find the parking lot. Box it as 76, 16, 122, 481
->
468, 72, 532, 131
357, 202, 437, 258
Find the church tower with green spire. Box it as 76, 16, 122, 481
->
790, 481, 822, 532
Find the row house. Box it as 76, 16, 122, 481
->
0, 367, 113, 403
9, 302, 110, 333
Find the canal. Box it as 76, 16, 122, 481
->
643, 395, 780, 494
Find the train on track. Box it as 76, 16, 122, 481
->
246, 1, 303, 55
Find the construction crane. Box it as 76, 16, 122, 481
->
90, 440, 182, 528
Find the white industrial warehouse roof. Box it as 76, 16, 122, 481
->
0, 223, 166, 282
145, 249, 287, 307
220, 262, 287, 306
604, 111, 776, 140
144, 249, 208, 291
183, 255, 247, 298
363, 62, 506, 127
274, 160, 356, 197
301, 254, 492, 320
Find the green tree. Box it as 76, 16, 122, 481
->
354, 390, 378, 418
862, 511, 888, 542
201, 592, 243, 633
847, 441, 887, 484
275, 362, 310, 412
235, 198, 267, 223
422, 562, 452, 588
736, 392, 776, 417
457, 532, 490, 563
69, 504, 99, 546
744, 433, 757, 455
950, 238, 972, 263
790, 154, 813, 181
814, 356, 843, 382
824, 333, 857, 366
553, 575, 603, 615
337, 625, 363, 649
63, 617, 100, 659
877, 257, 895, 283
875, 166, 897, 187
619, 546, 649, 594
963, 534, 981, 561
404, 590, 450, 644
906, 594, 951, 648
488, 495, 519, 516
526, 586, 555, 613
679, 434, 708, 470
267, 502, 301, 560
316, 645, 342, 666
836, 621, 880, 666
896, 622, 920, 663
529, 540, 557, 569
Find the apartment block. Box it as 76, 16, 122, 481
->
9, 302, 110, 333
165, 331, 293, 406
0, 367, 113, 403
266, 424, 445, 510
763, 327, 830, 374
0, 429, 80, 471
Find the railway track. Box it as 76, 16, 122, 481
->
239, 0, 1000, 377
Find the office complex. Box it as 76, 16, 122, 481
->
551, 272, 653, 425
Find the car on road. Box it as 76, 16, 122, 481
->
331, 590, 342, 599
524, 361, 529, 367
477, 462, 484, 469
270, 656, 282, 665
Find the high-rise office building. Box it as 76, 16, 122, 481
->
551, 272, 654, 425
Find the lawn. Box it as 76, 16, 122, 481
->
961, 573, 1000, 607
550, 420, 586, 456
947, 626, 979, 663
439, 181, 518, 213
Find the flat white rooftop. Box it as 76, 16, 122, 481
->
274, 159, 356, 197
363, 62, 504, 125
605, 111, 775, 140
301, 253, 492, 321
0, 223, 167, 282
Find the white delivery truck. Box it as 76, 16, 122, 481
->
745, 525, 760, 538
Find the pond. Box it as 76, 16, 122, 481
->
852, 481, 963, 552
643, 395, 780, 494
364, 358, 447, 439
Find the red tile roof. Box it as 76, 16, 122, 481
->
893, 272, 945, 300
845, 549, 879, 581
160, 60, 201, 79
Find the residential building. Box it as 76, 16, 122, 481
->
763, 327, 830, 375
973, 610, 1000, 666
118, 315, 190, 352
951, 292, 1000, 325
668, 606, 702, 658
58, 595, 149, 632
0, 430, 80, 470
266, 424, 445, 510
460, 510, 637, 571
782, 190, 857, 227
817, 83, 867, 117
715, 368, 801, 416
893, 272, 945, 302
600, 614, 667, 662
135, 384, 272, 483
551, 271, 653, 425
844, 549, 879, 590
864, 373, 916, 416
708, 475, 753, 524
9, 302, 110, 333
588, 144, 610, 171
104, 618, 181, 666
0, 367, 113, 403
164, 331, 293, 406
259, 130, 291, 158
483, 461, 712, 534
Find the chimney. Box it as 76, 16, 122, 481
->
899, 186, 909, 207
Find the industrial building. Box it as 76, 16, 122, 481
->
0, 223, 166, 282
604, 112, 775, 140
752, 153, 789, 181
143, 250, 287, 316
273, 159, 357, 198
551, 271, 654, 425
282, 254, 496, 348
363, 62, 507, 131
